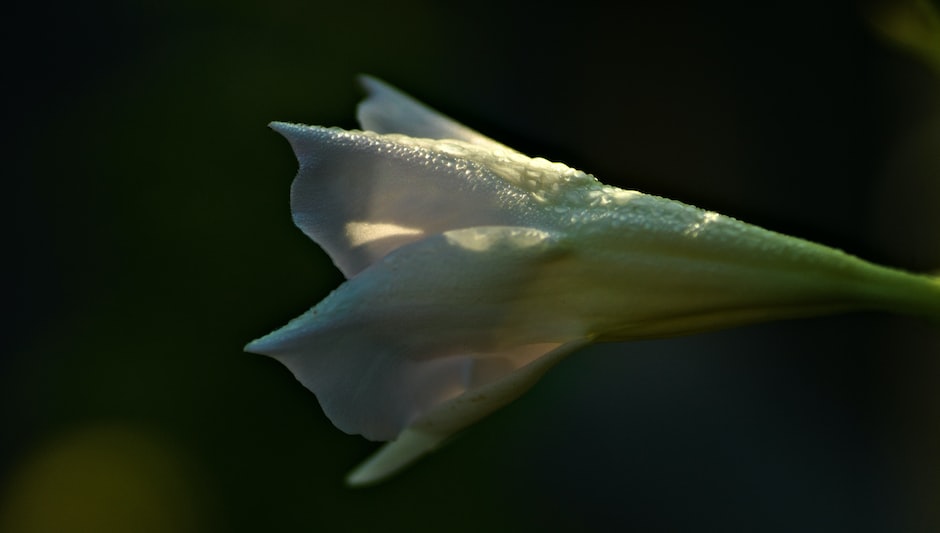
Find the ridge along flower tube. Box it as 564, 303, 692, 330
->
246, 76, 940, 486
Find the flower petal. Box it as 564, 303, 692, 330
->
245, 226, 586, 442
273, 123, 553, 277
345, 338, 590, 486
356, 75, 511, 151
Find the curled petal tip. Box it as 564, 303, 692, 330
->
243, 334, 276, 357
344, 429, 446, 488
268, 121, 310, 145
268, 120, 293, 132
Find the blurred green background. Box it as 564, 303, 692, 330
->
4, 0, 940, 531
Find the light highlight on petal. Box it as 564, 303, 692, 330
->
344, 221, 424, 248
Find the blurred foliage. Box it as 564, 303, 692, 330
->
866, 0, 940, 74
3, 1, 940, 532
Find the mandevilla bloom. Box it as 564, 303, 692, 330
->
246, 76, 940, 486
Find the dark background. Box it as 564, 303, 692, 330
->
3, 1, 939, 531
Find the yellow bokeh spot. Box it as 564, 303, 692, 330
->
0, 424, 214, 533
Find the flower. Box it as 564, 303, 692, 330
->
246, 76, 940, 486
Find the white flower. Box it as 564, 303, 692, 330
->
246, 76, 940, 486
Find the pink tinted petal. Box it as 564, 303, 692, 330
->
245, 226, 586, 441
356, 75, 512, 151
